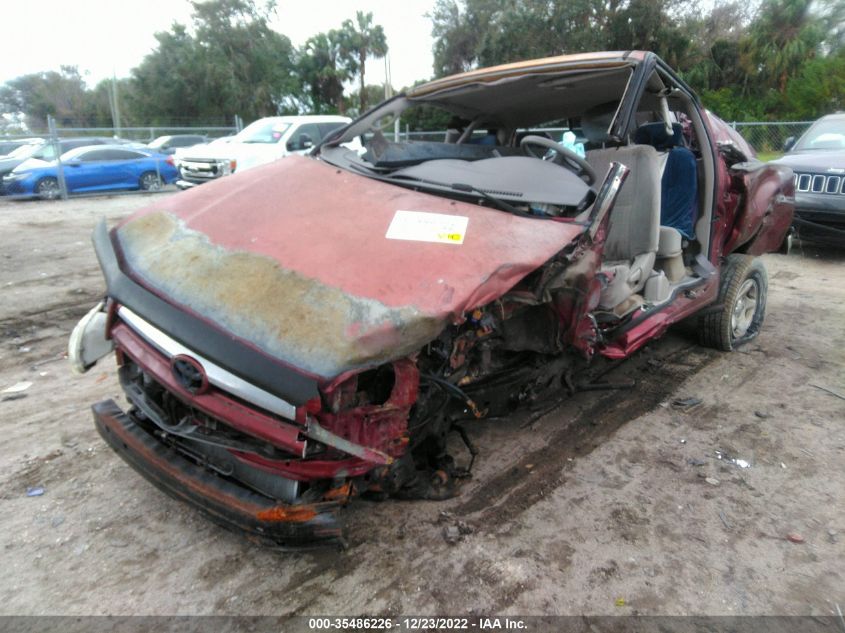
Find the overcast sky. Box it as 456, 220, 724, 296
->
1, 0, 438, 89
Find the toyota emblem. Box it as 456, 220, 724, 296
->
171, 355, 208, 394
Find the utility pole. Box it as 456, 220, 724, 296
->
384, 54, 392, 100
110, 72, 122, 139
47, 115, 68, 200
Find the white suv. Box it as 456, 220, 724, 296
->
174, 115, 354, 189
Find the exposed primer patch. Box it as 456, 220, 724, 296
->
116, 211, 445, 378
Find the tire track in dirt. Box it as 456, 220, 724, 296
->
0, 295, 102, 335
456, 336, 720, 526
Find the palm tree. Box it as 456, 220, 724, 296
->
339, 12, 388, 111
300, 31, 351, 114
742, 0, 827, 93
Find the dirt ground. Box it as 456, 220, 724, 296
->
0, 193, 843, 617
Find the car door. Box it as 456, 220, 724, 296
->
63, 149, 112, 191
103, 149, 149, 188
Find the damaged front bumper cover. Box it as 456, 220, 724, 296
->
92, 399, 346, 548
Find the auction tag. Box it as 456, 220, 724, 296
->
385, 210, 468, 245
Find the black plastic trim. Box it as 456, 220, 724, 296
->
610, 53, 656, 141
93, 399, 343, 548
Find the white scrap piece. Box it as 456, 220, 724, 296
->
386, 210, 468, 245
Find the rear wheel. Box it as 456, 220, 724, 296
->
139, 171, 163, 191
35, 177, 60, 200
699, 254, 768, 351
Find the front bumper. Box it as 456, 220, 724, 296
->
93, 399, 346, 548
1, 176, 32, 196
793, 192, 845, 244
175, 158, 233, 189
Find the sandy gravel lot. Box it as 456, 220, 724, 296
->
0, 194, 843, 616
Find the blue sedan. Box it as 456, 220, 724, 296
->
2, 144, 179, 199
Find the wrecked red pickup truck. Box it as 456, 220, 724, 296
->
69, 51, 794, 547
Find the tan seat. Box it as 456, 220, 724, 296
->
586, 145, 662, 309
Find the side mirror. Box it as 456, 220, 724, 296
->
65, 159, 81, 167
783, 136, 796, 152
299, 134, 313, 150
287, 134, 314, 151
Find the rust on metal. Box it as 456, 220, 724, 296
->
256, 505, 319, 523
116, 211, 443, 379
322, 482, 353, 502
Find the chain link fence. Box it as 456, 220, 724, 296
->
728, 121, 813, 157
1, 117, 241, 200
1, 119, 816, 201
394, 122, 815, 159
398, 121, 814, 160
0, 125, 239, 143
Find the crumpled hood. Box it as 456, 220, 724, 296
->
114, 156, 585, 379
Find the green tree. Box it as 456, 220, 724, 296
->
90, 77, 136, 128
430, 0, 600, 76
130, 0, 298, 124
429, 0, 699, 77
783, 50, 845, 117
338, 11, 388, 111
741, 0, 827, 93
0, 66, 97, 129
430, 0, 490, 76
297, 30, 352, 114
191, 0, 297, 117
605, 0, 699, 69
346, 84, 391, 116
130, 23, 220, 123
427, 0, 845, 122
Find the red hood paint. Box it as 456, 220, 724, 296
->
114, 156, 585, 378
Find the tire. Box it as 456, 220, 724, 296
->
139, 171, 163, 191
35, 177, 60, 200
699, 254, 768, 351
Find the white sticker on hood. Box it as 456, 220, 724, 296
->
385, 210, 468, 245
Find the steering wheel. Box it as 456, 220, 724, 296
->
519, 135, 597, 185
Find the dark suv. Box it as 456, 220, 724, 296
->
775, 113, 845, 245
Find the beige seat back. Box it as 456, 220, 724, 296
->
585, 145, 662, 309
586, 145, 661, 263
